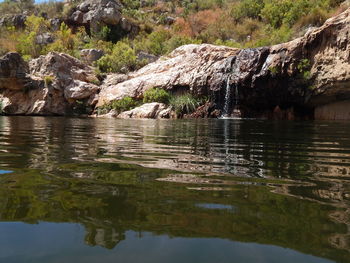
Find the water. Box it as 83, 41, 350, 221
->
0, 116, 349, 263
223, 77, 231, 116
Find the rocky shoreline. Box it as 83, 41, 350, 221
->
0, 7, 349, 120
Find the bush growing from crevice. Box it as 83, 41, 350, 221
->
97, 96, 140, 115
169, 93, 205, 116
0, 100, 3, 115
143, 88, 170, 104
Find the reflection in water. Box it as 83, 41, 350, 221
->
0, 116, 350, 262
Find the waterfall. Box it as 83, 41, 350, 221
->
223, 77, 231, 117
235, 84, 239, 106
222, 76, 241, 118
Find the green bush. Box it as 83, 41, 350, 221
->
16, 15, 50, 58
231, 0, 264, 21
96, 41, 138, 73
98, 96, 140, 115
297, 58, 311, 79
44, 75, 54, 87
0, 100, 3, 114
169, 94, 204, 115
143, 88, 170, 104
45, 23, 85, 58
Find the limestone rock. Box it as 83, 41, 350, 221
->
80, 49, 104, 64
117, 103, 170, 119
97, 44, 238, 106
35, 33, 54, 45
0, 52, 30, 91
137, 52, 158, 63
64, 80, 99, 100
0, 52, 100, 115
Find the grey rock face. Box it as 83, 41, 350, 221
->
0, 52, 100, 115
117, 103, 170, 119
80, 49, 104, 64
35, 33, 54, 45
0, 14, 27, 29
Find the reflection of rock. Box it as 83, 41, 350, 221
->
85, 226, 125, 249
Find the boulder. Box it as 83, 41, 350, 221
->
66, 0, 138, 37
80, 49, 104, 64
137, 52, 158, 63
0, 52, 100, 115
35, 33, 54, 45
117, 103, 170, 119
49, 18, 62, 31
0, 14, 26, 29
0, 52, 30, 91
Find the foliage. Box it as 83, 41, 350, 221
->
45, 23, 85, 57
297, 58, 311, 79
16, 15, 49, 59
231, 0, 264, 21
0, 0, 345, 71
43, 75, 54, 87
169, 93, 203, 115
97, 96, 140, 115
0, 0, 34, 15
143, 88, 171, 104
0, 100, 3, 114
96, 41, 138, 73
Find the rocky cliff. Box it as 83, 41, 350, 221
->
0, 8, 349, 119
98, 7, 350, 120
0, 52, 99, 115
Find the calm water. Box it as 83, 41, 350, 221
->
0, 116, 349, 263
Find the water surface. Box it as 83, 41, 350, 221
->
0, 116, 349, 263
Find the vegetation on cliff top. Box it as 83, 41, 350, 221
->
0, 0, 348, 73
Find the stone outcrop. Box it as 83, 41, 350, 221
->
97, 8, 350, 120
66, 0, 139, 38
80, 49, 104, 65
117, 103, 171, 119
0, 52, 99, 115
0, 14, 26, 29
97, 44, 237, 106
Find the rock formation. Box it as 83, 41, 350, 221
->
66, 0, 139, 39
98, 8, 350, 120
0, 8, 349, 119
0, 52, 99, 115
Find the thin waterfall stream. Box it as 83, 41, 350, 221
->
223, 76, 231, 117
222, 76, 241, 118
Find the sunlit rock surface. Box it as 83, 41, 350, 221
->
0, 52, 99, 115
98, 8, 350, 119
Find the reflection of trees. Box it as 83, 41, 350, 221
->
0, 165, 349, 262
0, 117, 350, 261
